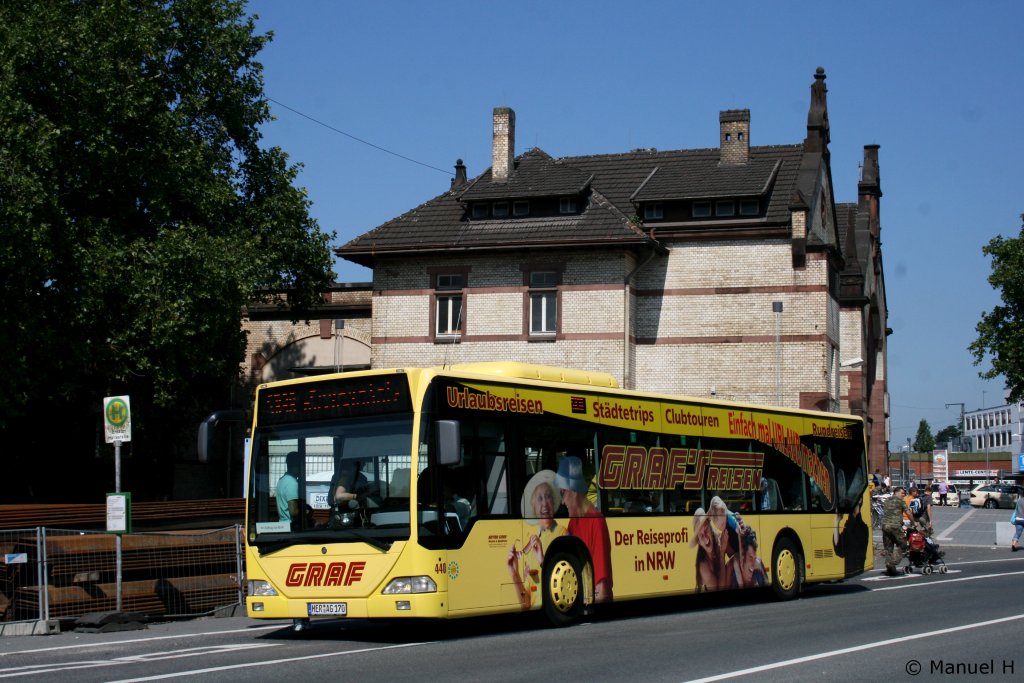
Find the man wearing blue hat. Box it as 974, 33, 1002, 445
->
556, 455, 613, 602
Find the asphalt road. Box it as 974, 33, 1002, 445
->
1, 508, 1022, 682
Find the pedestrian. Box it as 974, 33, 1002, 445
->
881, 486, 910, 575
882, 472, 891, 489
872, 469, 881, 487
917, 485, 934, 536
1012, 494, 1024, 552
937, 481, 948, 507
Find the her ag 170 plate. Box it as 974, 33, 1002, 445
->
307, 602, 347, 616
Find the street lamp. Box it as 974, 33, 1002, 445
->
945, 402, 965, 452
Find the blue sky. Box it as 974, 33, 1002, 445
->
245, 0, 1023, 453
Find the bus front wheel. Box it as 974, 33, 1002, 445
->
542, 551, 583, 627
770, 537, 802, 601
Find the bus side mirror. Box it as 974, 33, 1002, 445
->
197, 409, 245, 463
436, 420, 461, 465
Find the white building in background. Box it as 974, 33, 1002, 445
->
963, 401, 1024, 455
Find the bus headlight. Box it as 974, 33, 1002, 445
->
382, 576, 437, 594
248, 580, 278, 597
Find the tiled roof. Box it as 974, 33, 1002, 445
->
457, 149, 592, 201
339, 143, 808, 265
633, 158, 781, 201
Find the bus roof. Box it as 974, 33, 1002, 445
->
447, 362, 619, 388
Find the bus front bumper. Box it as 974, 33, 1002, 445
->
246, 591, 448, 620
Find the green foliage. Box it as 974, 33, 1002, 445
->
970, 214, 1024, 402
913, 419, 935, 453
0, 0, 334, 499
934, 424, 962, 447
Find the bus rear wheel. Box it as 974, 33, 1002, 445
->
770, 537, 802, 601
542, 551, 583, 627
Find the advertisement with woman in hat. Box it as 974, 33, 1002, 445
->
557, 455, 613, 603
507, 469, 566, 610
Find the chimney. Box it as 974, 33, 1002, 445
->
492, 107, 515, 182
719, 109, 750, 165
859, 144, 882, 239
804, 67, 831, 153
451, 158, 467, 189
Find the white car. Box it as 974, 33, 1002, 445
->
968, 483, 1023, 509
931, 484, 961, 506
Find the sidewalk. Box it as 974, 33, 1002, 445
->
873, 504, 1016, 548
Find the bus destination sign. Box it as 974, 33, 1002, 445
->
257, 376, 412, 426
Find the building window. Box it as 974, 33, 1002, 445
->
715, 200, 735, 217
559, 197, 577, 214
435, 273, 465, 337
644, 203, 663, 220
471, 204, 488, 219
739, 199, 759, 215
513, 200, 530, 217
492, 202, 509, 218
692, 202, 711, 218
528, 270, 558, 336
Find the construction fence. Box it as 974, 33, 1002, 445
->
1, 526, 244, 626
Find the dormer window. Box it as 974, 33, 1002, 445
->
715, 200, 735, 217
559, 197, 577, 214
692, 202, 711, 218
513, 201, 530, 217
472, 204, 488, 219
643, 203, 663, 220
739, 199, 759, 215
492, 202, 509, 218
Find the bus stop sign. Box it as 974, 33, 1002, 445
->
104, 395, 132, 444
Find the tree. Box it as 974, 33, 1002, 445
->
0, 1, 334, 501
934, 424, 962, 449
913, 419, 935, 453
970, 213, 1024, 401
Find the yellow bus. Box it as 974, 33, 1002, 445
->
244, 362, 871, 628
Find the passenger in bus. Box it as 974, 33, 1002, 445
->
331, 460, 369, 507
276, 451, 302, 526
508, 469, 566, 610
443, 477, 472, 530
556, 456, 613, 602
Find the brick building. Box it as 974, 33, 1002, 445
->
331, 68, 890, 472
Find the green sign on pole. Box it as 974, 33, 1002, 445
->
104, 395, 132, 444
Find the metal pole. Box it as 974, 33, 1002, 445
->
772, 302, 783, 405
115, 440, 123, 613
235, 524, 245, 608
38, 527, 48, 622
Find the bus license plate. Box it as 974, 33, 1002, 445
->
307, 602, 347, 616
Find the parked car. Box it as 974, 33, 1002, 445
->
968, 483, 1024, 509
931, 484, 961, 506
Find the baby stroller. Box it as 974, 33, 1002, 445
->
903, 526, 947, 574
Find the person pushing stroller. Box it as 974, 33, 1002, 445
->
881, 486, 910, 576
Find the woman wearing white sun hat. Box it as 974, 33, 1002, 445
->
508, 469, 565, 609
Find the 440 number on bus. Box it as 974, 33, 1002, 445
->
307, 602, 347, 616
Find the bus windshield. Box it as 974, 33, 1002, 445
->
247, 413, 416, 553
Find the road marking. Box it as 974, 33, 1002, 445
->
861, 569, 962, 582
681, 612, 1024, 683
867, 569, 1024, 591
0, 624, 285, 657
0, 644, 277, 678
934, 507, 975, 540
104, 642, 431, 682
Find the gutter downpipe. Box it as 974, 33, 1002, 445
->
624, 237, 659, 390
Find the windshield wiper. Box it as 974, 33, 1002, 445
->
255, 528, 395, 554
